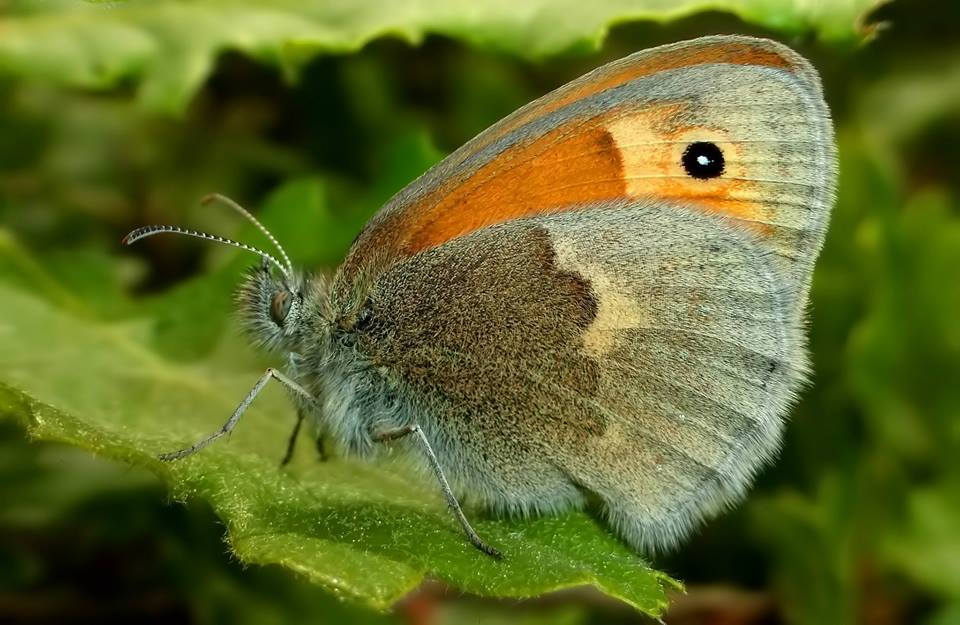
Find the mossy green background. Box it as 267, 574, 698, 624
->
1, 0, 959, 623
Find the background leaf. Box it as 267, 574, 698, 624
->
0, 0, 884, 114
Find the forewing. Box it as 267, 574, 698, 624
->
338, 35, 835, 315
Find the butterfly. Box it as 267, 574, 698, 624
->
125, 35, 836, 559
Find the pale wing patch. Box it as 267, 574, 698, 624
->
605, 107, 749, 196
604, 111, 768, 226
605, 109, 677, 195
552, 238, 648, 358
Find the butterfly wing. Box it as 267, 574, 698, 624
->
353, 201, 803, 551
329, 35, 835, 551
336, 35, 835, 317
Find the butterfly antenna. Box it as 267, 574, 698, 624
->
122, 225, 291, 280
202, 193, 293, 275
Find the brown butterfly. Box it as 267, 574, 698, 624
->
125, 35, 836, 558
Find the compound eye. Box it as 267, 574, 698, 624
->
681, 142, 725, 179
270, 290, 292, 325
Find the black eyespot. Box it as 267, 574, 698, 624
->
270, 290, 292, 326
682, 142, 725, 179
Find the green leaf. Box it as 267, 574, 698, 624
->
0, 0, 884, 114
0, 235, 677, 615
884, 481, 960, 599
749, 475, 860, 625
0, 423, 397, 625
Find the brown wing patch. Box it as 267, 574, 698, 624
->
361, 223, 605, 446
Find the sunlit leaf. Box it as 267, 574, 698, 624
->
0, 0, 885, 113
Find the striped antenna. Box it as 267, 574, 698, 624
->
201, 194, 293, 275
122, 224, 291, 281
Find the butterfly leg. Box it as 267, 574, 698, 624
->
279, 408, 306, 467
373, 424, 503, 560
278, 409, 327, 465
159, 368, 313, 462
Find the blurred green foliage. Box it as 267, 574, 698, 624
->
1, 0, 959, 623
0, 0, 881, 114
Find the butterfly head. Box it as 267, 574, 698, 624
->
234, 260, 314, 353
123, 194, 323, 354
